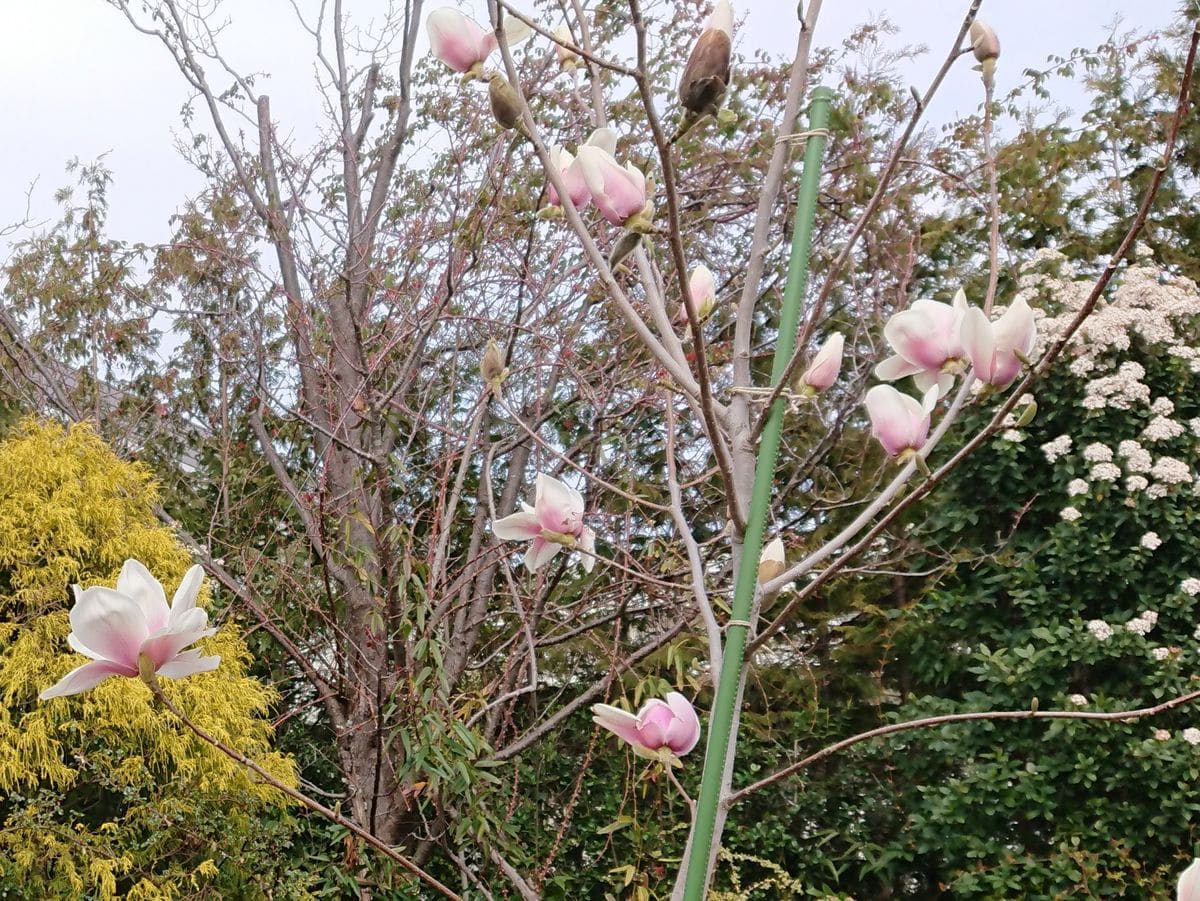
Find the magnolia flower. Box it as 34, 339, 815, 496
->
675, 264, 717, 324
757, 536, 785, 585
961, 297, 1036, 386
592, 692, 701, 760
40, 560, 220, 699
492, 472, 596, 573
864, 384, 938, 458
546, 128, 616, 209
426, 7, 531, 76
1183, 859, 1200, 901
798, 333, 844, 394
575, 143, 650, 227
875, 291, 969, 396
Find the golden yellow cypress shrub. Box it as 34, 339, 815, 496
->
0, 419, 310, 898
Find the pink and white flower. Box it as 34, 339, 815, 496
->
675, 264, 717, 324
575, 143, 649, 227
961, 297, 1037, 386
798, 332, 844, 393
426, 7, 531, 75
875, 291, 969, 396
546, 128, 616, 210
864, 384, 938, 458
592, 692, 702, 760
40, 560, 220, 699
492, 472, 596, 573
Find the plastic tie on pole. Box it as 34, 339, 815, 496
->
774, 127, 831, 147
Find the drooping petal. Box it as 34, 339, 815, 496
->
69, 586, 149, 670
117, 559, 171, 633
156, 649, 222, 680
592, 703, 645, 747
524, 536, 562, 572
492, 510, 543, 541
578, 527, 596, 573
39, 658, 137, 699
874, 354, 924, 382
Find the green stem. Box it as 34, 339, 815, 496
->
681, 86, 833, 900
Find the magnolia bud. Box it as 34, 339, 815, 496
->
672, 1, 734, 142
554, 24, 579, 69
488, 74, 526, 134
481, 339, 506, 383
607, 231, 643, 269
969, 19, 1000, 64
757, 536, 785, 585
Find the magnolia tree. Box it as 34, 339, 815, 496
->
2, 0, 1200, 896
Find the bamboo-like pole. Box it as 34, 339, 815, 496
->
681, 86, 833, 900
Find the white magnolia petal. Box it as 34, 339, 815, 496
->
524, 537, 561, 572
156, 650, 221, 680
69, 587, 149, 670
39, 659, 135, 699
492, 510, 543, 541
117, 559, 171, 633
170, 565, 205, 620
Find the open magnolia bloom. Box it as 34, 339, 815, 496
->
425, 7, 531, 76
574, 143, 650, 227
492, 472, 596, 573
865, 384, 938, 458
546, 128, 616, 210
875, 291, 970, 397
40, 560, 220, 699
592, 692, 702, 761
961, 296, 1037, 387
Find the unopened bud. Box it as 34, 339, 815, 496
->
608, 231, 643, 269
488, 74, 526, 133
757, 536, 785, 585
481, 339, 506, 383
969, 20, 1000, 64
554, 25, 580, 69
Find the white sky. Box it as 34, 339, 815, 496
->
0, 1, 1180, 254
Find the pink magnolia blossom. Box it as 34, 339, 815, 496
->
426, 7, 531, 75
675, 264, 717, 324
492, 472, 596, 573
961, 297, 1037, 386
875, 291, 969, 396
40, 560, 220, 699
864, 384, 938, 458
1180, 858, 1200, 901
592, 692, 702, 760
575, 143, 649, 226
547, 128, 616, 209
798, 332, 844, 393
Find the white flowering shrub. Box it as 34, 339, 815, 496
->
886, 248, 1200, 897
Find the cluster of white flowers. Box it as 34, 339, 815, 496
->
1154, 728, 1172, 741
1060, 506, 1082, 522
1067, 478, 1089, 497
1190, 417, 1200, 438
1000, 430, 1025, 443
1184, 728, 1200, 746
1194, 623, 1200, 640
1126, 475, 1149, 492
1080, 366, 1152, 412
1067, 693, 1088, 706
1143, 415, 1185, 442
1089, 462, 1121, 482
1151, 396, 1176, 416
1181, 578, 1200, 597
1041, 434, 1073, 463
1150, 456, 1192, 485
1117, 439, 1152, 473
1151, 646, 1172, 661
1126, 610, 1158, 635
1140, 531, 1162, 551
1087, 619, 1114, 640
1083, 442, 1113, 463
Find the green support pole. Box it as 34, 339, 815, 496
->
681, 86, 833, 900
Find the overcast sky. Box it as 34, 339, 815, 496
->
0, 1, 1183, 256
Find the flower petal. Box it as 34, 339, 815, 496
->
117, 559, 171, 633
69, 587, 149, 670
39, 658, 136, 699
873, 354, 923, 382
535, 472, 584, 534
492, 510, 543, 541
578, 527, 596, 573
156, 649, 222, 680
169, 565, 205, 623
592, 703, 645, 748
524, 537, 561, 572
